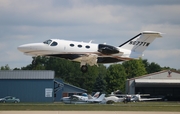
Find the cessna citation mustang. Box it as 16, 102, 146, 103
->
18, 31, 162, 73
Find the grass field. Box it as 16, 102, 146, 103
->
0, 102, 180, 111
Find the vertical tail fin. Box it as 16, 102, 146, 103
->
88, 92, 100, 99
119, 31, 162, 53
94, 94, 105, 102
93, 92, 100, 98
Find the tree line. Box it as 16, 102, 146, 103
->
1, 57, 179, 94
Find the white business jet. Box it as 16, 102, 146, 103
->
18, 31, 162, 72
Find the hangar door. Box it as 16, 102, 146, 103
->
135, 79, 180, 101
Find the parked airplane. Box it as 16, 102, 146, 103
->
107, 90, 161, 103
61, 93, 105, 104
120, 94, 162, 103
61, 92, 100, 102
130, 94, 162, 102
105, 96, 124, 103
18, 31, 162, 72
104, 90, 124, 103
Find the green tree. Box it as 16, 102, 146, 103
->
32, 56, 47, 70
21, 56, 47, 70
105, 64, 127, 93
161, 66, 177, 72
147, 62, 161, 73
93, 75, 106, 93
79, 65, 99, 93
13, 68, 21, 70
142, 59, 149, 72
20, 56, 103, 92
21, 64, 33, 70
92, 64, 107, 93
122, 59, 147, 79
0, 64, 10, 70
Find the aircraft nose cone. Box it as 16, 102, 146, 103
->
17, 44, 31, 52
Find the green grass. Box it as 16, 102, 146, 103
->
0, 102, 180, 111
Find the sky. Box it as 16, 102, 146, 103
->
0, 0, 180, 70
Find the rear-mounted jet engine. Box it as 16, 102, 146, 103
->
98, 44, 119, 55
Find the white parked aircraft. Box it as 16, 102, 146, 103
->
18, 31, 162, 72
61, 92, 100, 102
105, 96, 124, 103
130, 94, 162, 102
61, 93, 105, 104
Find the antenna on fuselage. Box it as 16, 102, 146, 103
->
89, 40, 94, 43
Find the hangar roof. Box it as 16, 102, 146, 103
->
128, 70, 180, 86
135, 79, 180, 84
0, 70, 54, 79
129, 70, 180, 80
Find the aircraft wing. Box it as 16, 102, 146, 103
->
97, 56, 132, 64
48, 53, 130, 65
105, 96, 123, 102
140, 98, 162, 101
70, 95, 81, 101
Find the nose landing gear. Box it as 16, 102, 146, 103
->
81, 65, 88, 73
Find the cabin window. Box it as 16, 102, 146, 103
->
86, 45, 90, 49
70, 44, 74, 47
78, 45, 82, 48
50, 41, 58, 46
43, 39, 52, 45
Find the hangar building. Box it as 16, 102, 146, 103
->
0, 70, 87, 102
126, 70, 180, 101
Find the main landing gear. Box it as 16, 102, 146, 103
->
81, 65, 88, 73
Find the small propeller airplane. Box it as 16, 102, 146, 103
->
129, 94, 162, 102
61, 93, 105, 104
61, 92, 100, 103
121, 94, 162, 103
106, 90, 162, 103
18, 31, 162, 72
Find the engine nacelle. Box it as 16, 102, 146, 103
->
98, 44, 119, 55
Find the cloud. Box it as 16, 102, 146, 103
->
0, 1, 125, 26
0, 42, 6, 51
144, 49, 180, 68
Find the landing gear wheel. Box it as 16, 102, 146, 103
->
81, 65, 88, 73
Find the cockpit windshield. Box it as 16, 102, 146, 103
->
43, 39, 52, 45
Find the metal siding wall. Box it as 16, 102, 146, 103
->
0, 79, 54, 102
128, 80, 135, 94
125, 80, 129, 94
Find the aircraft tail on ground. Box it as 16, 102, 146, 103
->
119, 31, 162, 53
93, 92, 100, 98
94, 94, 105, 102
88, 92, 100, 99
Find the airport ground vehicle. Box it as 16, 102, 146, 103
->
0, 96, 20, 103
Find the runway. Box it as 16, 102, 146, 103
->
0, 111, 180, 114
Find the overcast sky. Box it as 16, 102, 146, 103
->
0, 0, 180, 69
